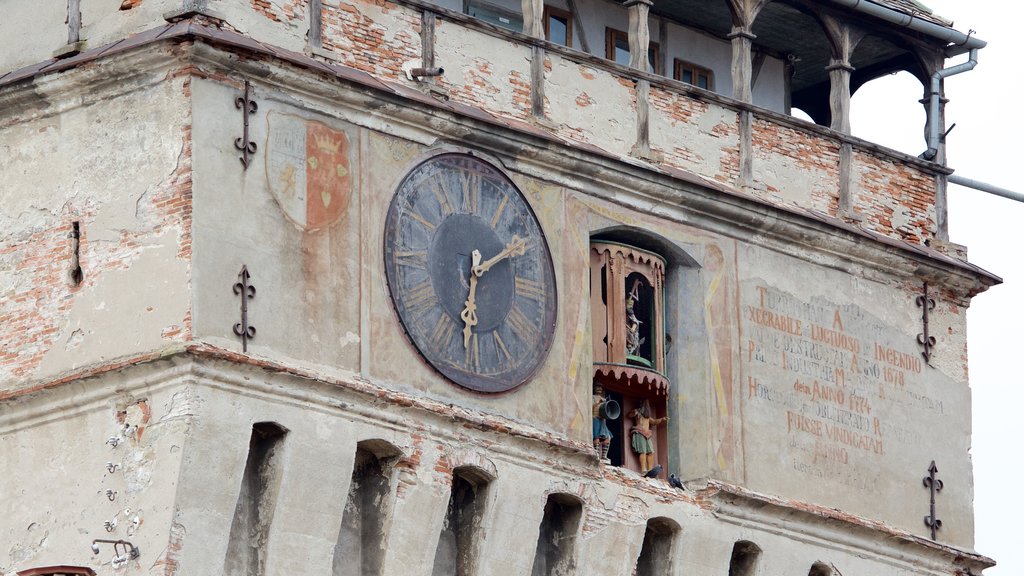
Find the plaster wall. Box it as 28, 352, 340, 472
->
648, 84, 741, 185
546, 52, 637, 158
735, 242, 974, 546
211, 0, 312, 53
0, 1, 67, 74
0, 63, 192, 391
434, 18, 534, 122
751, 116, 841, 214
81, 0, 180, 51
98, 358, 983, 576
0, 368, 189, 575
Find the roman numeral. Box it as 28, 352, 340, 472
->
429, 313, 457, 352
490, 195, 509, 229
430, 178, 454, 216
492, 331, 512, 371
395, 249, 428, 270
461, 172, 480, 213
464, 332, 479, 371
406, 208, 436, 232
515, 276, 546, 301
404, 279, 437, 319
507, 305, 539, 345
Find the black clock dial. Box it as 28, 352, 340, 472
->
383, 153, 557, 393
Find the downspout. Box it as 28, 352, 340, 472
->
920, 48, 978, 161
829, 0, 986, 56
948, 175, 1024, 204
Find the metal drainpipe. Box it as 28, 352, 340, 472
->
921, 48, 978, 161
829, 0, 986, 56
949, 175, 1024, 204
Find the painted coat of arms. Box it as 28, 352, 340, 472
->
266, 112, 353, 231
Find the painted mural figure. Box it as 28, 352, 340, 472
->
592, 383, 613, 461
629, 399, 667, 476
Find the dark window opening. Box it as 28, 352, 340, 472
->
635, 517, 679, 576
224, 422, 288, 576
808, 561, 833, 576
531, 493, 583, 576
432, 467, 491, 576
334, 441, 400, 576
728, 540, 762, 576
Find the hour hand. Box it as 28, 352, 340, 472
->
473, 235, 528, 277
461, 250, 482, 349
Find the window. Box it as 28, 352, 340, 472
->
432, 466, 492, 576
543, 6, 572, 46
635, 517, 679, 576
334, 440, 401, 576
465, 0, 523, 32
224, 422, 288, 576
605, 28, 660, 73
728, 541, 762, 576
591, 241, 669, 475
673, 59, 714, 90
808, 562, 833, 576
531, 494, 583, 576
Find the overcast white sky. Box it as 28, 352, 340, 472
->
850, 1, 1022, 573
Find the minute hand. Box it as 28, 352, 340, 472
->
473, 235, 528, 277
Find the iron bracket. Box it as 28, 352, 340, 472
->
923, 460, 944, 540
916, 282, 936, 363
233, 265, 256, 352
234, 80, 258, 169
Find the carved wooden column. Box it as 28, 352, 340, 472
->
522, 0, 546, 118
821, 16, 864, 135
625, 0, 652, 72
625, 0, 654, 158
729, 27, 755, 103
522, 0, 544, 38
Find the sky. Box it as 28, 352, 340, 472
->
850, 1, 1023, 574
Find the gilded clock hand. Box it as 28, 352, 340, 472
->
461, 250, 482, 349
472, 235, 528, 278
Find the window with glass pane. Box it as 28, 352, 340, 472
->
605, 28, 660, 73
673, 59, 714, 90
544, 6, 572, 46
466, 0, 523, 32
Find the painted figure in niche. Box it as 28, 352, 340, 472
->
625, 280, 645, 357
629, 399, 667, 476
592, 383, 613, 460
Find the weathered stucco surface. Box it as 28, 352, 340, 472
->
0, 62, 192, 391
0, 6, 996, 576
0, 367, 189, 574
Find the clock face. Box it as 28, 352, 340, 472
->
383, 153, 557, 393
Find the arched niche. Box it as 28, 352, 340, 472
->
589, 227, 703, 478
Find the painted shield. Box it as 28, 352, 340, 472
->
266, 112, 352, 231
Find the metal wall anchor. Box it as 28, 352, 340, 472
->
234, 80, 258, 169
106, 436, 121, 448
106, 462, 120, 474
916, 282, 937, 363
104, 519, 117, 532
106, 490, 118, 502
923, 460, 944, 540
233, 265, 256, 352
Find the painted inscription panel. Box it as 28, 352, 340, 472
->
738, 255, 972, 543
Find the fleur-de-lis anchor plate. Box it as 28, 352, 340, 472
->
233, 265, 256, 352
923, 460, 944, 540
916, 282, 937, 363
234, 80, 258, 169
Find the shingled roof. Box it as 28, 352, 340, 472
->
869, 0, 953, 27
